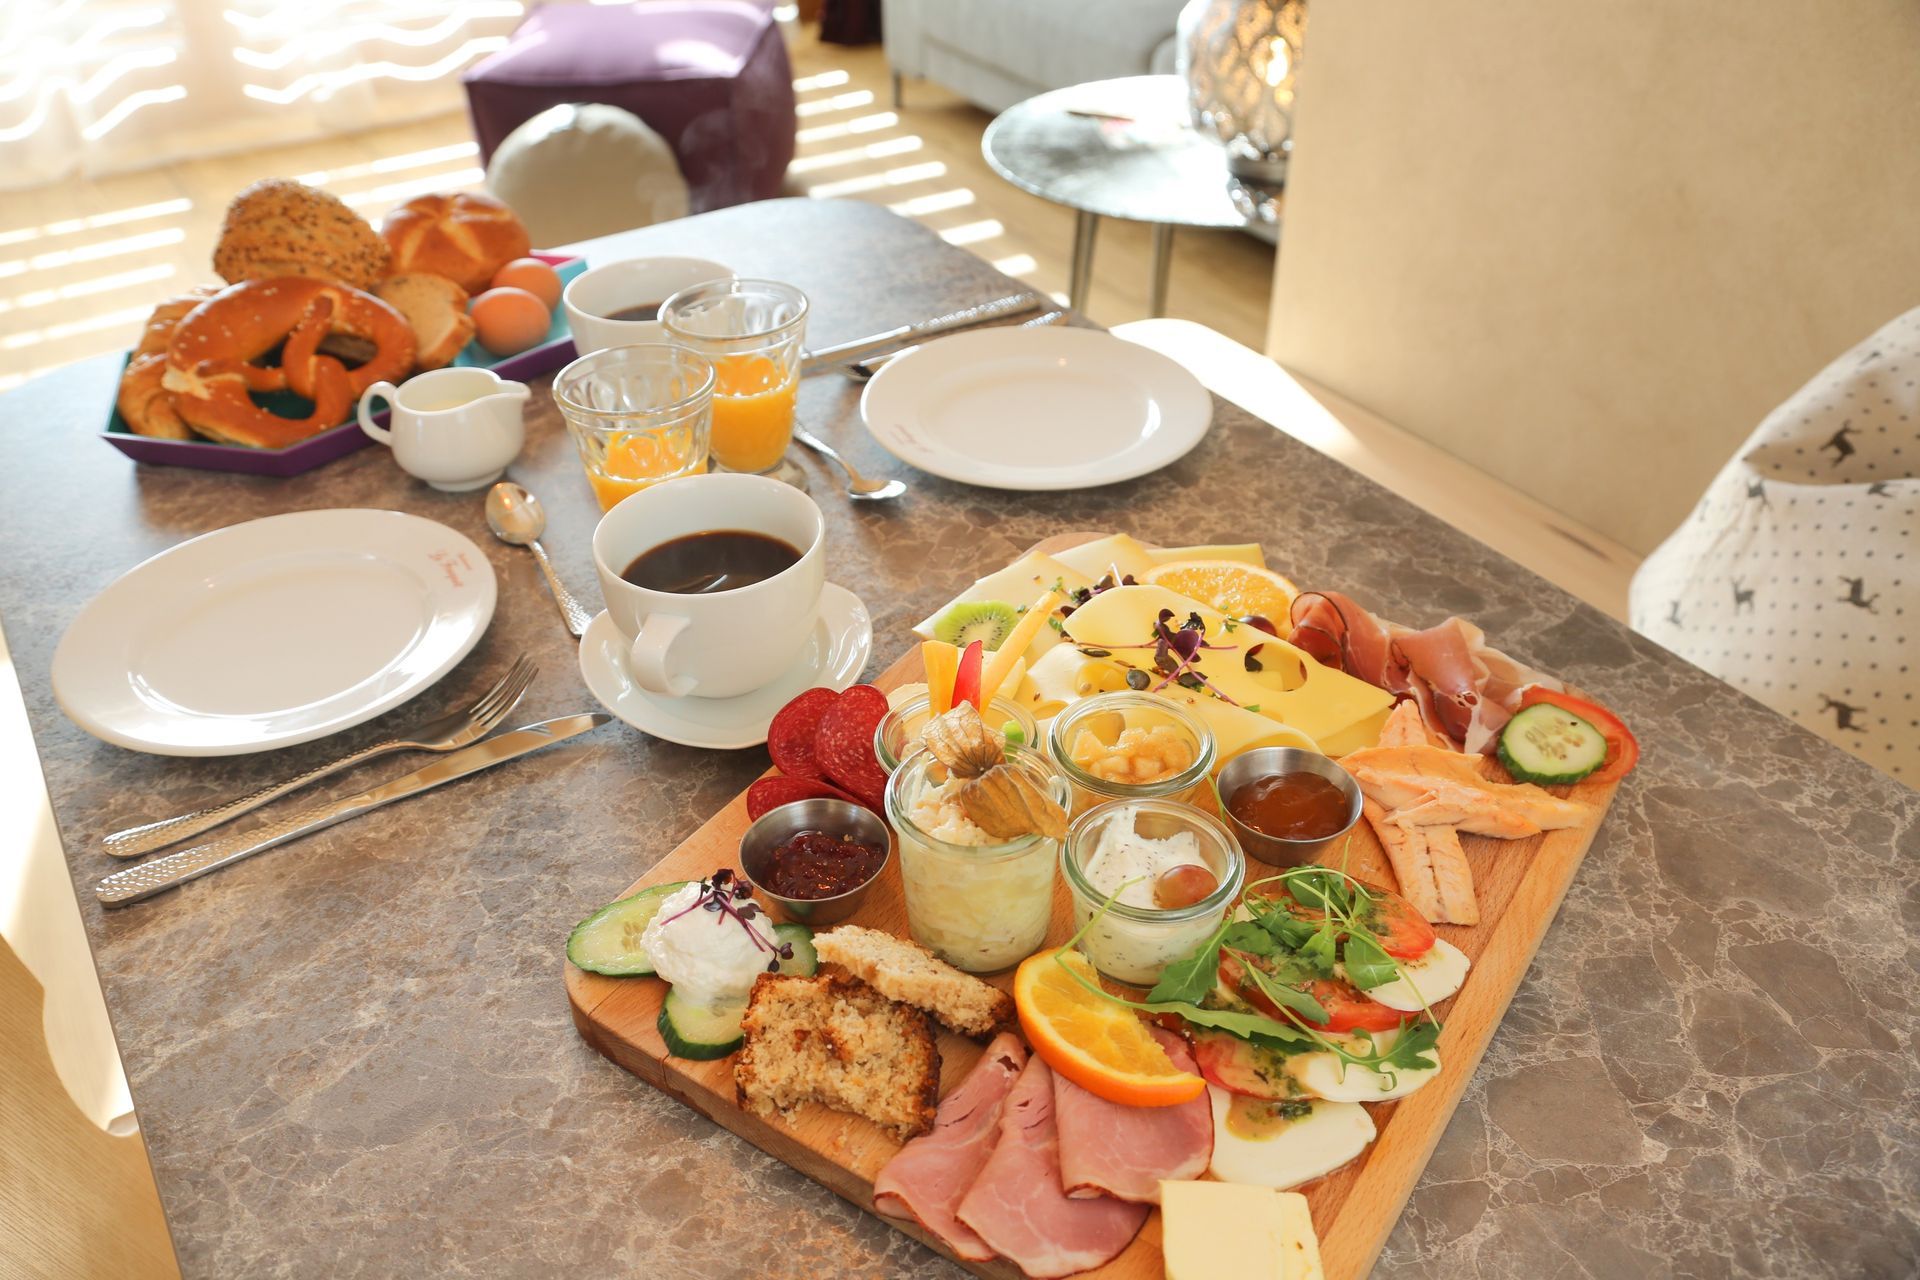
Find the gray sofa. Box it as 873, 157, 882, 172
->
882, 0, 1187, 111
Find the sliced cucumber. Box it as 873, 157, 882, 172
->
566, 881, 691, 976
1498, 703, 1607, 785
774, 923, 818, 977
658, 988, 747, 1059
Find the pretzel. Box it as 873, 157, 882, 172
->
163, 277, 416, 449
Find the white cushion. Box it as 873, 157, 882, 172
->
486, 103, 688, 249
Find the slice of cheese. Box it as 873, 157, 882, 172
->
1153, 686, 1321, 766
1159, 1181, 1325, 1280
1061, 586, 1394, 748
1053, 533, 1155, 583
911, 551, 1090, 647
981, 589, 1064, 703
1148, 542, 1268, 568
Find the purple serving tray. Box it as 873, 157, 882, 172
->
99, 254, 585, 478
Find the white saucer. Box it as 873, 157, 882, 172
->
578, 584, 872, 749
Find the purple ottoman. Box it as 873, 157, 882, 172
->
463, 2, 796, 214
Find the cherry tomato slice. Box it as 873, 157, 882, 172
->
1218, 952, 1405, 1034
1254, 879, 1436, 960
1520, 687, 1639, 783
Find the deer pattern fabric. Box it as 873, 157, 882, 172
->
1632, 306, 1919, 783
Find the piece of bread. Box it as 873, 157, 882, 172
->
117, 353, 194, 439
814, 925, 1016, 1039
734, 974, 941, 1141
132, 284, 222, 359
373, 273, 475, 369
380, 191, 531, 294
212, 178, 389, 290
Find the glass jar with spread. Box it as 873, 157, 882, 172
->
1047, 692, 1217, 817
883, 743, 1070, 973
874, 694, 1039, 773
1061, 799, 1245, 986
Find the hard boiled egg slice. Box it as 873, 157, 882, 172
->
1206, 1086, 1376, 1190
1286, 1028, 1442, 1103
1357, 938, 1470, 1013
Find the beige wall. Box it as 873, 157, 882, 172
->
1266, 1, 1920, 553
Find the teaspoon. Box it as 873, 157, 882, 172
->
793, 427, 907, 501
484, 481, 596, 636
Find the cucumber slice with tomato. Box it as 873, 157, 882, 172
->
773, 923, 818, 977
1497, 703, 1608, 785
658, 989, 747, 1059
566, 881, 691, 976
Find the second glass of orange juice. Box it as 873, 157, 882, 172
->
552, 344, 715, 512
661, 279, 808, 487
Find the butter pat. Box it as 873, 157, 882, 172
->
1159, 1181, 1325, 1280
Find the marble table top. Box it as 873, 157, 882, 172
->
982, 76, 1256, 228
0, 199, 1913, 1279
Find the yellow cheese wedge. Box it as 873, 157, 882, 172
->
922, 640, 960, 716
911, 552, 1090, 653
1152, 686, 1321, 765
1062, 586, 1393, 748
1159, 1182, 1324, 1280
1053, 533, 1155, 583
1148, 542, 1267, 568
980, 589, 1064, 704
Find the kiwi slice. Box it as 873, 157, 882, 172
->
931, 600, 1020, 649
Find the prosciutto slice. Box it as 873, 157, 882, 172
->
1053, 1027, 1212, 1204
956, 1057, 1149, 1278
872, 1033, 1027, 1262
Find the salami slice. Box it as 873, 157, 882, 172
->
746, 774, 871, 822
766, 686, 841, 779
815, 684, 892, 806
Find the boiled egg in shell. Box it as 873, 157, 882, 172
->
1286, 1027, 1443, 1103
1355, 937, 1470, 1013
1206, 1086, 1376, 1190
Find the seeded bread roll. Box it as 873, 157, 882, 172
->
212, 178, 389, 290
813, 925, 1016, 1039
373, 273, 475, 370
734, 974, 940, 1141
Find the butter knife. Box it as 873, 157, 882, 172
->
95, 714, 610, 908
799, 292, 1044, 375
845, 309, 1069, 382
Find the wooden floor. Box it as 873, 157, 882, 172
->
0, 28, 1275, 393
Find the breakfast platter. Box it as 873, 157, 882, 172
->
564, 532, 1632, 1280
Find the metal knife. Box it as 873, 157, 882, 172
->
845, 308, 1069, 382
95, 714, 611, 908
800, 292, 1045, 375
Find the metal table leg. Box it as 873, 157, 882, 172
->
1150, 224, 1175, 317
1069, 210, 1099, 310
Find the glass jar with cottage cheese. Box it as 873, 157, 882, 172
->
884, 744, 1070, 974
1048, 692, 1217, 817
1062, 799, 1245, 986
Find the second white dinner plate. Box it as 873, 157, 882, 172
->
52, 509, 496, 756
858, 326, 1212, 490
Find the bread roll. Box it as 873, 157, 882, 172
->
213, 179, 389, 290
380, 192, 532, 294
374, 273, 476, 369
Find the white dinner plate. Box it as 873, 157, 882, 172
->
579, 583, 872, 750
858, 327, 1212, 490
52, 510, 496, 756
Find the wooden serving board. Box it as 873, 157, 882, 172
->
566, 535, 1620, 1280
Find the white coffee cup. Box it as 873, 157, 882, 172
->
357, 366, 529, 491
593, 473, 825, 699
563, 256, 734, 356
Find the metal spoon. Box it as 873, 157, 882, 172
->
793, 427, 907, 501
484, 482, 596, 636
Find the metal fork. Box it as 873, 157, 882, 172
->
101, 655, 538, 859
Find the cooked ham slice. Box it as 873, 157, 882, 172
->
872, 1033, 1027, 1262
1053, 1026, 1211, 1205
956, 1056, 1149, 1278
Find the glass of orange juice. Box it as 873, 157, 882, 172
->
552, 344, 715, 512
660, 278, 808, 487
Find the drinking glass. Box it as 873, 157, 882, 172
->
660, 278, 808, 487
552, 344, 714, 512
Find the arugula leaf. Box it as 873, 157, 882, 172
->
1229, 950, 1331, 1022
1145, 919, 1231, 1004
1342, 932, 1398, 992
1221, 919, 1276, 956
1381, 1019, 1442, 1073
1296, 925, 1338, 978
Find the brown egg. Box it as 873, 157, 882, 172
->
490, 257, 562, 309
470, 286, 550, 356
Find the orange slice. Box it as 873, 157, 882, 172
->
1143, 559, 1300, 624
1014, 947, 1206, 1107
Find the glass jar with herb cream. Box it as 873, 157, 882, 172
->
883, 743, 1070, 973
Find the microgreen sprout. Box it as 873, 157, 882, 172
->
658, 868, 794, 971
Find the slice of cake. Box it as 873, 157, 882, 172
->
734, 974, 940, 1141
813, 925, 1016, 1039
